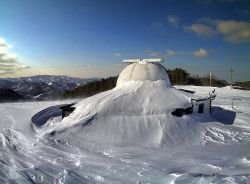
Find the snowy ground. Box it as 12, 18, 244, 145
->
0, 85, 250, 184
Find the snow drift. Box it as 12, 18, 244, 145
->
34, 81, 250, 149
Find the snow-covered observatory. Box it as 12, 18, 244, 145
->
117, 58, 171, 87
31, 58, 216, 148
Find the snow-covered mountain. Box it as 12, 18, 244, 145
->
0, 75, 100, 101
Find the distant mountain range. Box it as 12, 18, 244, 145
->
0, 75, 100, 102
1, 74, 249, 103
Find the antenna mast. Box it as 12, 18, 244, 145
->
230, 68, 233, 89
123, 58, 164, 63
209, 72, 212, 87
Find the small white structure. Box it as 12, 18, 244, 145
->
117, 58, 171, 86
191, 98, 211, 113
191, 92, 216, 114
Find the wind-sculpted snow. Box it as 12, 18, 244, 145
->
0, 83, 250, 183
39, 81, 250, 148
38, 81, 193, 147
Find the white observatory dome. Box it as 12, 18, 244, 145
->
117, 59, 171, 86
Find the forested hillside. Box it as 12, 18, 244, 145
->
63, 76, 118, 98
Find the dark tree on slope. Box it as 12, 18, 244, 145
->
186, 75, 203, 86
199, 74, 227, 87
165, 68, 227, 87
234, 81, 250, 90
165, 68, 190, 85
0, 88, 24, 102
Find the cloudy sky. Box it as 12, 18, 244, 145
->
0, 0, 249, 81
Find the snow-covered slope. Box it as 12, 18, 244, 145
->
0, 83, 250, 183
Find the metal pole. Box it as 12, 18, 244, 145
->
230, 68, 233, 89
209, 72, 212, 87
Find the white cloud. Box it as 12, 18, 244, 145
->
0, 53, 18, 63
167, 15, 179, 28
185, 18, 250, 43
0, 63, 30, 75
184, 23, 217, 38
114, 52, 122, 57
0, 37, 30, 76
216, 20, 250, 43
17, 64, 30, 70
193, 48, 209, 57
166, 49, 176, 56
148, 51, 161, 57
0, 37, 12, 48
166, 49, 191, 57
166, 48, 209, 58
145, 50, 163, 57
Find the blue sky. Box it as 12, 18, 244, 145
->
0, 0, 249, 81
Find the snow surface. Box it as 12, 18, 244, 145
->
0, 82, 250, 183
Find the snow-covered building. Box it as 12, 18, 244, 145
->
31, 58, 218, 147
191, 91, 216, 114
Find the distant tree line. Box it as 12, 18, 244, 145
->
63, 76, 118, 98
165, 68, 228, 87
234, 81, 250, 90
63, 68, 230, 98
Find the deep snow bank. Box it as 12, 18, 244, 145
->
37, 81, 250, 148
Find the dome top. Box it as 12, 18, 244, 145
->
116, 59, 171, 86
